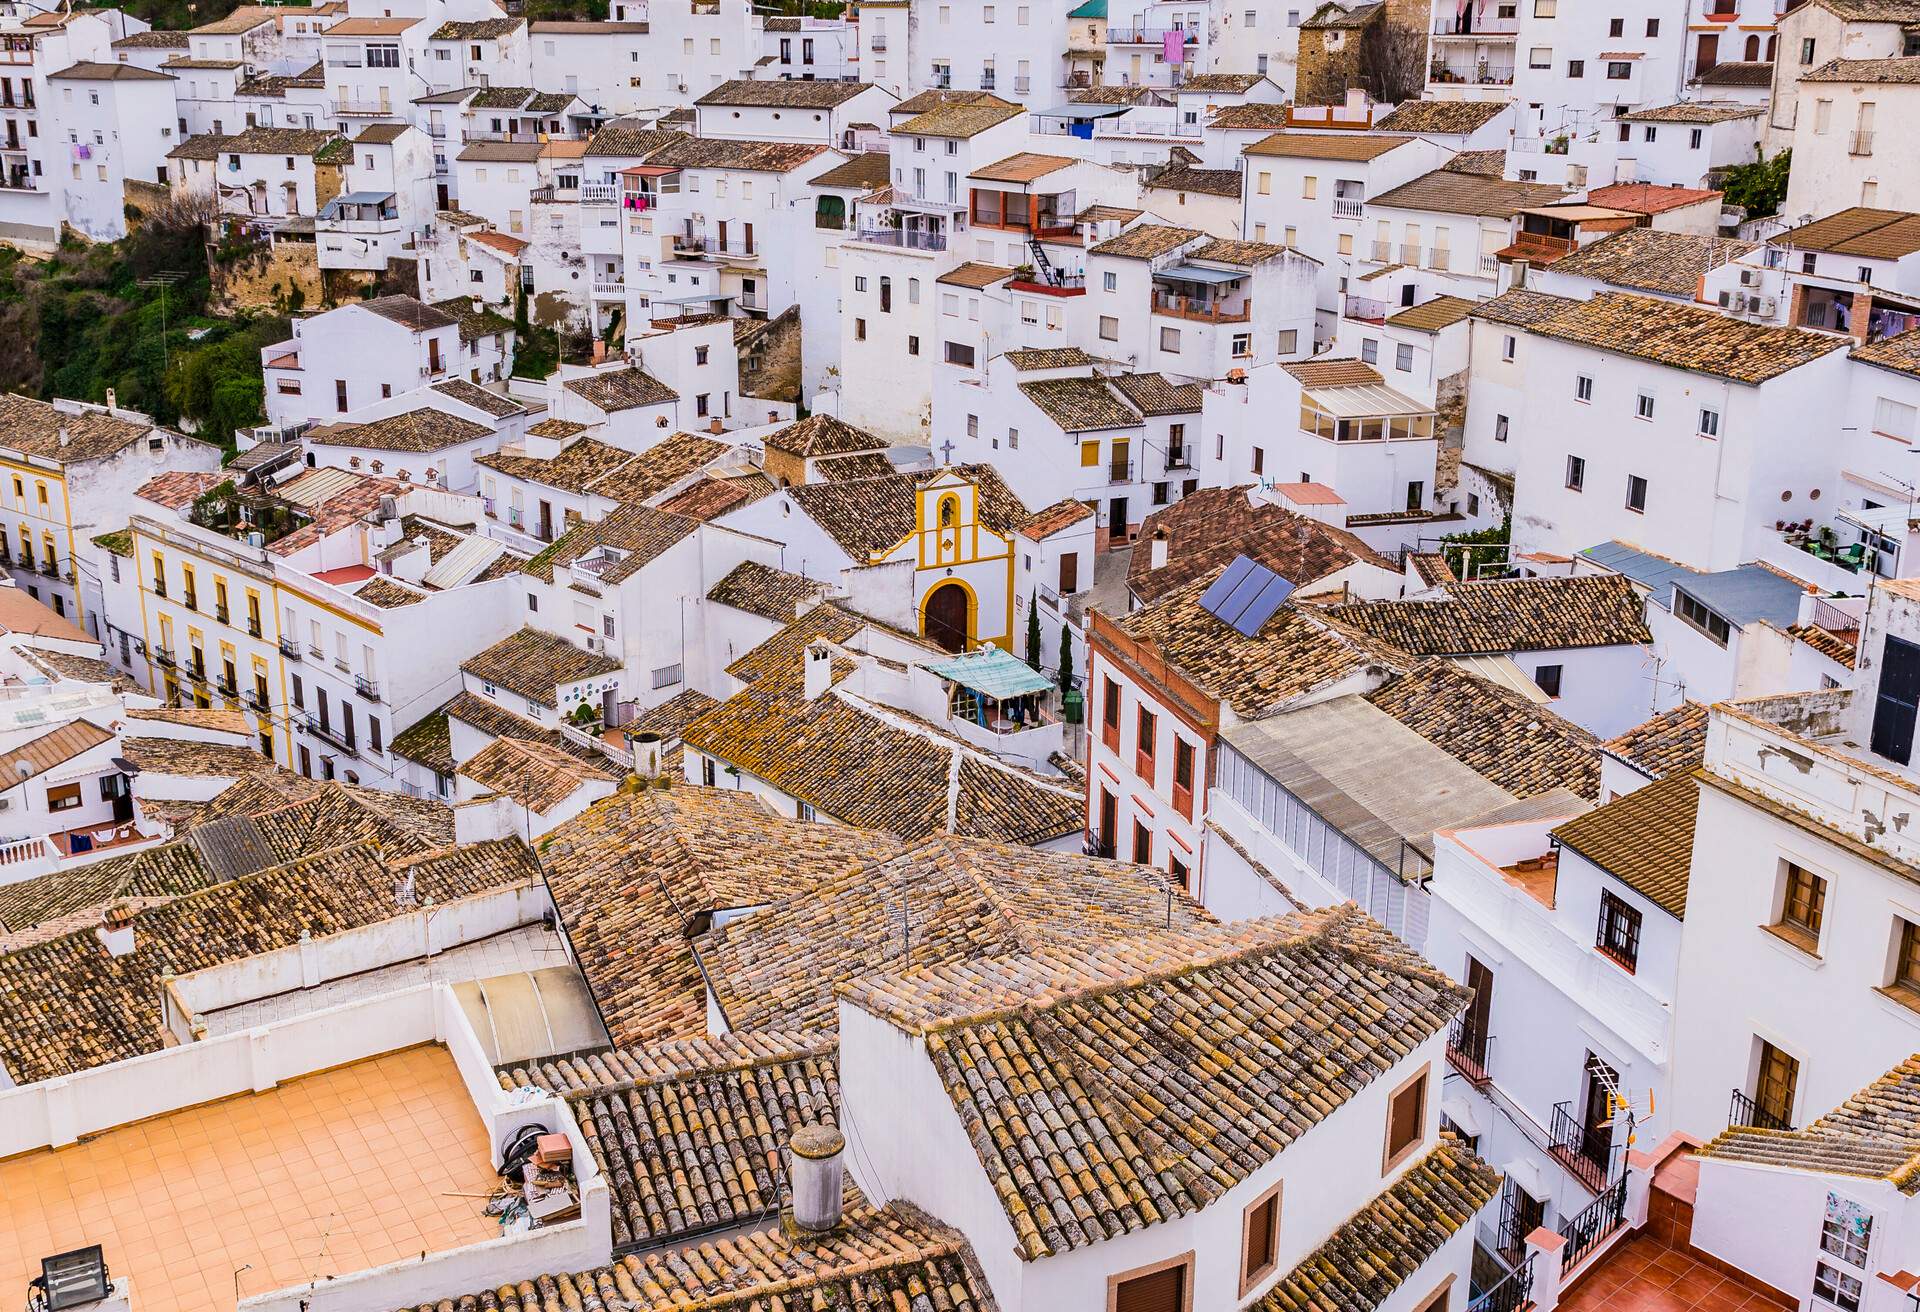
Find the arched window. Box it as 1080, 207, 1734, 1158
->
938, 494, 959, 528
1744, 34, 1760, 61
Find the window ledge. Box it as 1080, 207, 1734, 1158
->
1761, 921, 1823, 963
1596, 943, 1638, 974
1874, 984, 1920, 1023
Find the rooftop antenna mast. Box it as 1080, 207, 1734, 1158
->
139, 270, 187, 377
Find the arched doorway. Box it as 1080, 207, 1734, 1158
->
923, 582, 970, 652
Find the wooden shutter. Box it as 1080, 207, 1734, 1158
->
1246, 1195, 1277, 1275
1058, 552, 1078, 593
1388, 1072, 1425, 1161
1115, 1265, 1184, 1312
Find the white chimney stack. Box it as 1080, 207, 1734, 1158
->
632, 731, 663, 778
803, 641, 833, 701
105, 387, 118, 412
789, 1125, 845, 1233
97, 902, 137, 958
1149, 528, 1169, 572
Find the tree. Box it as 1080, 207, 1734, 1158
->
1026, 593, 1042, 670
1719, 148, 1792, 221
1057, 622, 1075, 694
1359, 16, 1429, 105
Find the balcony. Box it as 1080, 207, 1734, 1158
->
247, 618, 263, 638
1432, 14, 1518, 35
302, 711, 357, 753
246, 688, 268, 713
216, 678, 239, 699
355, 674, 381, 702
1152, 292, 1251, 323
152, 647, 176, 669
333, 97, 397, 117
35, 558, 57, 579
1107, 459, 1133, 484
579, 182, 621, 206
278, 635, 302, 660
1107, 25, 1197, 45
149, 579, 163, 599
1370, 240, 1392, 263
182, 592, 199, 612
854, 226, 948, 251
1548, 1100, 1615, 1195
1446, 1017, 1492, 1086
1851, 130, 1874, 157
1728, 1087, 1792, 1132
1428, 62, 1514, 86
591, 279, 627, 297
1163, 448, 1193, 473
870, 33, 886, 50
1332, 197, 1363, 219
215, 605, 230, 625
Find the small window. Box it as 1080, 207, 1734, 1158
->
1111, 1259, 1188, 1312
1533, 664, 1563, 698
1698, 408, 1720, 438
46, 782, 82, 812
1821, 1201, 1872, 1267
1099, 315, 1120, 341
1625, 474, 1648, 513
1395, 343, 1414, 372
1889, 918, 1920, 1005
1575, 374, 1593, 403
1775, 861, 1827, 951
1494, 414, 1510, 443
1814, 1263, 1863, 1312
1565, 455, 1586, 491
1383, 1066, 1428, 1172
1502, 334, 1516, 361
1636, 392, 1655, 420
1675, 589, 1731, 646
1240, 1184, 1282, 1296
1361, 338, 1378, 365
1596, 889, 1642, 970
1567, 58, 1583, 78
1103, 271, 1117, 291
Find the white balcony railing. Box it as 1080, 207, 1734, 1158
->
1332, 198, 1363, 219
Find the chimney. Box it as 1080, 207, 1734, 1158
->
708, 418, 725, 435
105, 386, 118, 412
471, 297, 484, 314
788, 1125, 845, 1233
57, 426, 70, 449
1511, 259, 1531, 291
1149, 527, 1169, 572
591, 338, 608, 365
632, 730, 663, 778
803, 640, 833, 700
97, 901, 137, 958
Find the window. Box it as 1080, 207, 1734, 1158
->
1890, 918, 1920, 1005
944, 341, 976, 367
908, 336, 920, 356
1533, 0, 1554, 12
1082, 440, 1101, 467
1635, 392, 1655, 420
1874, 396, 1915, 440
1395, 343, 1414, 372
1383, 1066, 1428, 1172
1528, 46, 1551, 69
1565, 455, 1585, 491
1232, 332, 1252, 358
854, 318, 866, 341
1302, 174, 1316, 199
1625, 474, 1648, 513
1646, 17, 1659, 36
1675, 589, 1731, 646
1135, 705, 1157, 782
1100, 315, 1120, 341
1110, 1257, 1189, 1312
1159, 326, 1181, 353
1103, 270, 1117, 291
1814, 99, 1832, 135
1575, 374, 1592, 402
1172, 737, 1194, 820
1502, 334, 1516, 362
1607, 61, 1632, 79
1494, 414, 1510, 443
1814, 1263, 1863, 1312
1132, 818, 1151, 864
1596, 889, 1642, 970
1776, 861, 1827, 950
1690, 128, 1704, 149
1360, 338, 1378, 365
1608, 17, 1623, 36
1240, 1184, 1281, 1296
1801, 37, 1816, 66
1567, 58, 1584, 77
1278, 329, 1298, 354
46, 782, 81, 812
1698, 408, 1720, 437
1533, 664, 1563, 698
1821, 1198, 1872, 1267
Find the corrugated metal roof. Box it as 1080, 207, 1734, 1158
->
423, 535, 505, 590
1306, 382, 1430, 418
1222, 696, 1516, 868
276, 465, 364, 508
1580, 540, 1699, 602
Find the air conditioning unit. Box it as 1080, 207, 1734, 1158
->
1717, 290, 1732, 308
585, 636, 603, 653
1732, 292, 1754, 314
1739, 268, 1761, 288
1752, 295, 1778, 317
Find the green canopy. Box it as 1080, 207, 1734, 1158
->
924, 647, 1054, 701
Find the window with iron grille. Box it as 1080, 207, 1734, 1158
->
1596, 889, 1642, 971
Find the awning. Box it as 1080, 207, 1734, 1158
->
1441, 1091, 1484, 1138
923, 647, 1053, 700
1503, 1156, 1549, 1202
1304, 382, 1430, 418
1839, 504, 1919, 536
330, 190, 395, 206
653, 291, 733, 305
620, 164, 680, 176
1033, 102, 1129, 120
1154, 263, 1243, 285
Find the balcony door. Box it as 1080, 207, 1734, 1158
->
1871, 635, 1920, 765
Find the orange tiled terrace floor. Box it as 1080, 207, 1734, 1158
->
1560, 1232, 1795, 1312
0, 1044, 501, 1312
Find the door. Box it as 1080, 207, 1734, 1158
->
1581, 1055, 1617, 1169
1695, 32, 1718, 74
1757, 1041, 1799, 1127
538, 499, 554, 541
923, 582, 970, 652
1058, 552, 1079, 593
1108, 496, 1128, 543
1871, 635, 1920, 765
1461, 957, 1493, 1066
743, 221, 753, 254
1096, 788, 1117, 858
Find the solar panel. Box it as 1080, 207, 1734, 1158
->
1199, 554, 1294, 636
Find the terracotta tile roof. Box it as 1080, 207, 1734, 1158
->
1619, 101, 1763, 124
1244, 131, 1415, 161
1254, 1139, 1501, 1312
477, 436, 644, 497
654, 472, 775, 520
1130, 485, 1391, 605
133, 469, 222, 510
113, 29, 189, 47
358, 294, 456, 331
443, 689, 607, 767
1303, 1, 1381, 28
1208, 102, 1294, 130
1192, 236, 1293, 265
705, 836, 1210, 1037
765, 412, 886, 459
1284, 357, 1385, 387
1469, 286, 1582, 326
1603, 701, 1710, 780
50, 60, 174, 79
1809, 0, 1920, 18
1386, 294, 1477, 332
725, 601, 869, 686
1700, 1055, 1920, 1190
1584, 182, 1723, 214
1375, 99, 1507, 134
1790, 621, 1859, 668
1177, 71, 1268, 91
317, 406, 492, 453
0, 720, 112, 785
684, 681, 1081, 846
1551, 770, 1696, 917
1371, 169, 1566, 217
0, 834, 531, 1082
1115, 572, 1405, 719
893, 100, 1025, 137
698, 77, 876, 107
647, 136, 830, 172
1330, 574, 1651, 654
1780, 207, 1920, 259
1366, 659, 1601, 800
706, 560, 828, 622
969, 151, 1076, 183
21, 648, 127, 689
809, 151, 892, 190
935, 260, 1015, 288
431, 17, 523, 38
1525, 292, 1845, 384
1804, 54, 1920, 82
584, 125, 687, 158
461, 627, 622, 706
1067, 83, 1164, 104
120, 736, 274, 779
219, 125, 351, 159
430, 377, 523, 418
570, 432, 724, 505
1852, 327, 1920, 379
1409, 551, 1457, 586
630, 688, 719, 742
394, 1200, 994, 1311
1109, 371, 1203, 416
1087, 222, 1203, 259
0, 393, 161, 465
458, 735, 615, 812
1446, 147, 1507, 177
1144, 160, 1243, 198
503, 1035, 840, 1250
814, 451, 900, 482
842, 906, 1464, 1258
537, 787, 902, 1043
388, 707, 453, 773
1547, 228, 1754, 297
1020, 498, 1095, 539
563, 366, 678, 412
1019, 375, 1142, 431
890, 88, 1009, 115
520, 502, 698, 592
787, 465, 1030, 558
1004, 346, 1095, 371
1697, 60, 1774, 87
